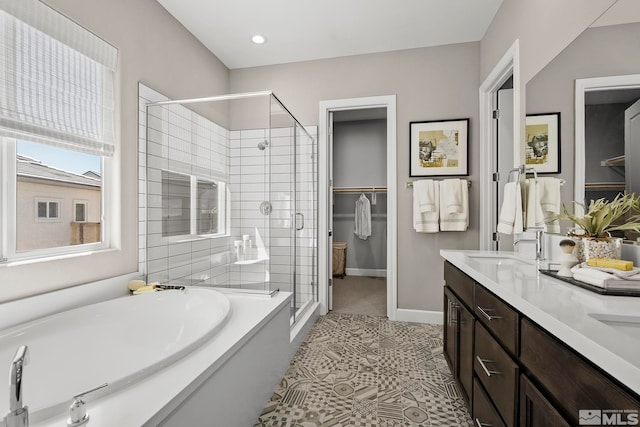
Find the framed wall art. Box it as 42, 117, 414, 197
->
409, 118, 469, 177
525, 112, 561, 174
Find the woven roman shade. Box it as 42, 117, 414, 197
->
0, 0, 118, 156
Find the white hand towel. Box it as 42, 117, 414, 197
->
576, 263, 640, 280
354, 193, 371, 240
439, 179, 468, 231
441, 179, 463, 214
413, 181, 440, 232
497, 182, 524, 235
525, 178, 546, 230
538, 177, 562, 233
572, 267, 613, 287
414, 180, 437, 213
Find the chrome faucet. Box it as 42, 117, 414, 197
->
3, 345, 29, 427
514, 228, 545, 261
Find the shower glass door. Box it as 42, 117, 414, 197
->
269, 95, 317, 323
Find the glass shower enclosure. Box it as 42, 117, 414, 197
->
144, 91, 317, 324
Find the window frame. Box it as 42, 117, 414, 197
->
35, 198, 63, 222
73, 200, 89, 223
161, 169, 228, 242
1, 137, 110, 262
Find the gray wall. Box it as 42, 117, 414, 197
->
333, 120, 387, 187
333, 120, 387, 271
481, 0, 617, 148
0, 0, 230, 301
231, 42, 481, 311
526, 22, 640, 205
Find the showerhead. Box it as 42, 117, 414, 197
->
257, 140, 269, 150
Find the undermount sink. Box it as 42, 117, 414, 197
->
465, 253, 534, 266
588, 313, 640, 342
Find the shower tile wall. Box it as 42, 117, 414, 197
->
138, 84, 230, 286
228, 128, 271, 289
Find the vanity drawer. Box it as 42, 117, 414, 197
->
475, 322, 519, 427
521, 318, 640, 426
444, 261, 474, 309
473, 377, 507, 427
475, 284, 519, 355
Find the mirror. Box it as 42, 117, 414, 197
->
526, 0, 640, 236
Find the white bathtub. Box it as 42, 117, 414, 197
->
0, 287, 230, 422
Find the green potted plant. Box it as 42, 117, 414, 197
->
559, 193, 640, 260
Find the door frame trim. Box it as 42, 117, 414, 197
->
318, 95, 397, 319
479, 39, 521, 250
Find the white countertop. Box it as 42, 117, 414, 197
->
34, 291, 292, 426
441, 249, 640, 395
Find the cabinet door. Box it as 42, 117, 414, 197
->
458, 302, 474, 402
520, 375, 570, 427
443, 286, 458, 373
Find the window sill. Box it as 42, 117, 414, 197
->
0, 247, 119, 268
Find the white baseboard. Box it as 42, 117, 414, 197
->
344, 268, 387, 277
395, 308, 443, 324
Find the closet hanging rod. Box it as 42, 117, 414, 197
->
333, 186, 387, 193
406, 180, 471, 188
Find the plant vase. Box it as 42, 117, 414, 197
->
582, 236, 622, 261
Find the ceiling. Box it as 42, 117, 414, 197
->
156, 0, 504, 70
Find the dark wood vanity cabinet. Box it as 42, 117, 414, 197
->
443, 260, 640, 427
443, 262, 475, 403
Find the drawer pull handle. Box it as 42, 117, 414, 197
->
477, 305, 502, 321
475, 419, 493, 427
476, 356, 501, 377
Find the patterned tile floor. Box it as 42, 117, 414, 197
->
255, 312, 473, 427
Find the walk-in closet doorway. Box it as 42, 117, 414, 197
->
318, 95, 398, 320
331, 109, 387, 316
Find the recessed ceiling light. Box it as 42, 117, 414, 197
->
251, 34, 266, 45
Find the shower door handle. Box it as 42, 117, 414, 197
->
295, 213, 305, 231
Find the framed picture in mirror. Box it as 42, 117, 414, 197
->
525, 112, 561, 174
409, 118, 469, 177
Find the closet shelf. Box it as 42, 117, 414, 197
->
600, 155, 625, 167
333, 186, 387, 193
585, 182, 625, 190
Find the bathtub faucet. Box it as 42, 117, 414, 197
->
3, 345, 29, 427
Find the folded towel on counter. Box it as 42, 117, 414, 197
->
538, 177, 562, 233
572, 268, 611, 287
354, 193, 371, 240
575, 262, 640, 280
497, 182, 523, 235
414, 180, 437, 213
525, 178, 546, 230
571, 264, 640, 289
413, 181, 440, 232
439, 179, 468, 231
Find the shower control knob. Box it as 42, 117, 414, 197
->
259, 201, 272, 216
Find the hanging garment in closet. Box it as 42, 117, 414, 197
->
354, 193, 372, 240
